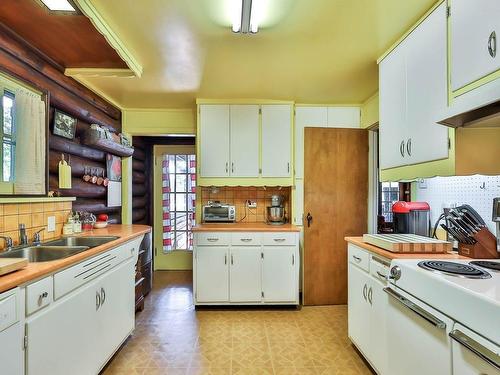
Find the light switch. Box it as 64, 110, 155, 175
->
47, 216, 56, 232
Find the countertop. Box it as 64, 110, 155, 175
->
193, 223, 301, 232
345, 236, 468, 260
0, 224, 151, 293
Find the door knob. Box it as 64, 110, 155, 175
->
306, 213, 313, 227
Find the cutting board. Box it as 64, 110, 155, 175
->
363, 234, 452, 253
0, 258, 28, 276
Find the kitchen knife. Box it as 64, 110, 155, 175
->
459, 205, 486, 226
458, 211, 482, 231
446, 216, 476, 244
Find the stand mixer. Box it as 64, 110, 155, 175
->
266, 194, 286, 225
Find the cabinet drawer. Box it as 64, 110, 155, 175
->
231, 232, 262, 246
370, 256, 389, 284
195, 232, 230, 246
262, 232, 297, 246
54, 243, 133, 300
26, 276, 53, 315
0, 291, 18, 332
348, 244, 369, 272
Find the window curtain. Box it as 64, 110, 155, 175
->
14, 88, 46, 194
162, 156, 173, 252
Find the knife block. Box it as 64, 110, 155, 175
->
458, 228, 499, 259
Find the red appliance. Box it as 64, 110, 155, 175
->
392, 201, 431, 237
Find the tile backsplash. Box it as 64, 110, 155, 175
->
0, 201, 72, 249
200, 186, 291, 223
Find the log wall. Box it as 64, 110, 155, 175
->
132, 137, 151, 225
0, 24, 123, 223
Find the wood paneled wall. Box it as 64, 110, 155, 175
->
0, 24, 123, 222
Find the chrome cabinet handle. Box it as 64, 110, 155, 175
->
406, 138, 412, 156
100, 287, 106, 306
292, 254, 295, 265
488, 31, 497, 58
384, 287, 446, 329
38, 291, 48, 306
231, 162, 234, 173
368, 287, 373, 305
287, 162, 290, 174
224, 254, 227, 265
362, 284, 367, 301
207, 238, 219, 242
450, 329, 500, 370
273, 238, 286, 242
400, 140, 405, 157
376, 271, 387, 280
240, 238, 252, 242
231, 254, 234, 265
96, 291, 101, 311
225, 162, 228, 173
352, 255, 362, 263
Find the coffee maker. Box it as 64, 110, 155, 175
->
266, 194, 286, 225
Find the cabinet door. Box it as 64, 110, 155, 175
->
195, 247, 229, 302
230, 105, 260, 177
368, 277, 388, 375
262, 247, 296, 302
0, 322, 23, 375
229, 247, 262, 302
406, 3, 449, 165
261, 105, 292, 177
347, 263, 370, 357
95, 259, 135, 369
451, 0, 500, 91
294, 107, 327, 179
26, 278, 99, 375
379, 42, 407, 169
200, 105, 230, 177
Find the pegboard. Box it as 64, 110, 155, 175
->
415, 175, 500, 233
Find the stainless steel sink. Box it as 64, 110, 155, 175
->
0, 246, 89, 262
44, 236, 119, 248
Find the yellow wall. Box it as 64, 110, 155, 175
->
122, 108, 196, 135
360, 92, 379, 129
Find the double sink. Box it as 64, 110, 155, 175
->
0, 236, 118, 262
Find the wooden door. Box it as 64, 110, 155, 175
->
303, 128, 368, 305
261, 104, 292, 177
199, 105, 230, 177
229, 105, 259, 177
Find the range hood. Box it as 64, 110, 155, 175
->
438, 79, 500, 128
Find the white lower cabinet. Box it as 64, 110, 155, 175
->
194, 231, 299, 305
347, 244, 389, 374
0, 288, 23, 375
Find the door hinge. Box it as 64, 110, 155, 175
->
154, 247, 158, 256
259, 107, 262, 115
448, 138, 451, 149
24, 335, 28, 349
259, 168, 262, 174
446, 6, 451, 17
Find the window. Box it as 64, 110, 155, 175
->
162, 153, 196, 251
379, 182, 399, 223
1, 91, 15, 182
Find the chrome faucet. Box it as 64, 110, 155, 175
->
33, 228, 45, 246
19, 223, 28, 246
0, 236, 13, 251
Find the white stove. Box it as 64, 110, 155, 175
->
384, 258, 500, 375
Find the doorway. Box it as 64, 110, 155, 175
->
303, 128, 368, 305
153, 145, 196, 270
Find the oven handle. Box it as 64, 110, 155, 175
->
450, 329, 500, 370
383, 287, 446, 329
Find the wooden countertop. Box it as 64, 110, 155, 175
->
345, 236, 468, 260
0, 224, 151, 293
193, 223, 301, 232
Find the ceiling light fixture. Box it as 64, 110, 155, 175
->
39, 0, 77, 12
232, 0, 261, 34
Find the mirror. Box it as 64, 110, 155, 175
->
0, 71, 47, 195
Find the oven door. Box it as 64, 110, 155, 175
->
384, 286, 454, 375
451, 323, 500, 375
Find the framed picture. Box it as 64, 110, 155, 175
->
106, 154, 122, 182
53, 110, 77, 139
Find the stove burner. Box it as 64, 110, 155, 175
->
418, 261, 491, 279
469, 261, 500, 272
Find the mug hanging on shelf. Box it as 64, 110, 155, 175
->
102, 171, 109, 187
96, 170, 104, 186
82, 167, 91, 182
90, 168, 98, 184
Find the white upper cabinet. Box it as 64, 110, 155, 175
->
327, 107, 360, 128
200, 105, 230, 177
295, 107, 328, 179
261, 105, 292, 177
379, 2, 448, 169
451, 0, 500, 91
230, 105, 260, 177
405, 3, 448, 165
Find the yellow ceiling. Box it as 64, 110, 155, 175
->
77, 0, 437, 109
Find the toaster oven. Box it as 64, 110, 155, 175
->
203, 203, 236, 222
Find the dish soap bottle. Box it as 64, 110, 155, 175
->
63, 214, 74, 235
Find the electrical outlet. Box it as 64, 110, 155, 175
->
417, 178, 427, 189
47, 216, 56, 232
247, 200, 257, 208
